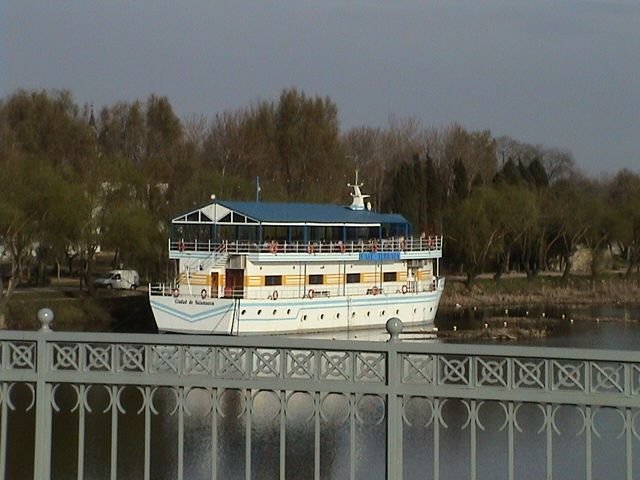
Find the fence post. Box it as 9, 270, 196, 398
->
33, 308, 53, 480
386, 318, 403, 479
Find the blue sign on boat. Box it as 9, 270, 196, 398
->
359, 252, 401, 262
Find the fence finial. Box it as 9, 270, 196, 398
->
38, 308, 54, 332
386, 317, 403, 342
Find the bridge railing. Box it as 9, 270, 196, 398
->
0, 310, 638, 479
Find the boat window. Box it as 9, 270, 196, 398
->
217, 225, 236, 242
289, 226, 304, 242
308, 226, 340, 242
309, 274, 324, 285
383, 272, 397, 282
346, 273, 360, 283
263, 226, 288, 243
237, 225, 258, 242
265, 275, 282, 286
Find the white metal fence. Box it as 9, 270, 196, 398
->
0, 310, 638, 479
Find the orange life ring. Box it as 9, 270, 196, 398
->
307, 243, 314, 254
272, 290, 278, 300
401, 284, 408, 294
308, 289, 314, 299
201, 289, 207, 299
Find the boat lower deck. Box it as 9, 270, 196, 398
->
150, 281, 444, 334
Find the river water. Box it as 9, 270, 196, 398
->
5, 304, 640, 479
304, 303, 640, 350
437, 303, 640, 350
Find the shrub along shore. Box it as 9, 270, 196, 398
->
5, 290, 156, 332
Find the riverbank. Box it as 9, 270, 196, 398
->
3, 274, 639, 332
441, 274, 640, 309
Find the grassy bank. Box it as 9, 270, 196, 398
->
442, 273, 640, 308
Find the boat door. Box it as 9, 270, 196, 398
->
210, 272, 219, 298
225, 269, 244, 298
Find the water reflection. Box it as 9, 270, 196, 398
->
37, 385, 387, 479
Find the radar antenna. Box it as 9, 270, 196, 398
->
347, 170, 370, 211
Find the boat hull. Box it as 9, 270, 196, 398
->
150, 288, 444, 335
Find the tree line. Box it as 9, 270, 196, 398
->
1, 88, 639, 320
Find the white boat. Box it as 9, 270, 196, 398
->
149, 180, 444, 334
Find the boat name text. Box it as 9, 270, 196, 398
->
359, 252, 401, 262
173, 299, 216, 306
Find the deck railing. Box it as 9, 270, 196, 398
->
1, 310, 638, 479
169, 236, 443, 256
149, 277, 444, 300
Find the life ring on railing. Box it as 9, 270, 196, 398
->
308, 289, 314, 299
272, 290, 278, 301
269, 241, 277, 254
401, 284, 408, 294
372, 286, 379, 296
172, 288, 180, 297
307, 243, 315, 254
371, 239, 378, 252
201, 289, 207, 299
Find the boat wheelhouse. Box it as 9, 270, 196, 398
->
149, 185, 444, 334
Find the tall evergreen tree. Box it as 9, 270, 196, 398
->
452, 157, 469, 199
424, 154, 442, 233
528, 158, 549, 188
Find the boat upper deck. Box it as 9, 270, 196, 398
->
167, 179, 442, 260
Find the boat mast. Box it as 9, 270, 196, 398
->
347, 170, 370, 211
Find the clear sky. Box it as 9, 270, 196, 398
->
2, 0, 639, 175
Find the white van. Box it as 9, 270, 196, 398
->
94, 270, 140, 290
